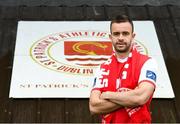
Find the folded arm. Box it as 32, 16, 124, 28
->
101, 82, 155, 107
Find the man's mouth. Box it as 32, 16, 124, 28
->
116, 43, 126, 47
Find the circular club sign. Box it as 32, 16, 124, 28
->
30, 30, 148, 76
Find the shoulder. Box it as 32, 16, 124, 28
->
138, 57, 158, 85
141, 57, 158, 81
143, 57, 158, 70
101, 54, 115, 66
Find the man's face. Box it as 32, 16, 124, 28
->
109, 22, 135, 54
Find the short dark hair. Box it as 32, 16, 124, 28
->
110, 15, 134, 33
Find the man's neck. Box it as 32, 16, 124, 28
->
115, 46, 133, 59
115, 51, 130, 59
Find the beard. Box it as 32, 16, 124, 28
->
113, 41, 132, 53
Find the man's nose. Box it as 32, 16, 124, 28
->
117, 34, 124, 40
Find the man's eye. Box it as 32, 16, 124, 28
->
122, 32, 130, 36
113, 32, 120, 36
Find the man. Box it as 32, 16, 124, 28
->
89, 15, 158, 123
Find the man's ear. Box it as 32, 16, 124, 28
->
132, 33, 136, 39
109, 34, 112, 40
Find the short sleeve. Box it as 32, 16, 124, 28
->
92, 65, 109, 92
138, 58, 158, 87
91, 66, 103, 91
